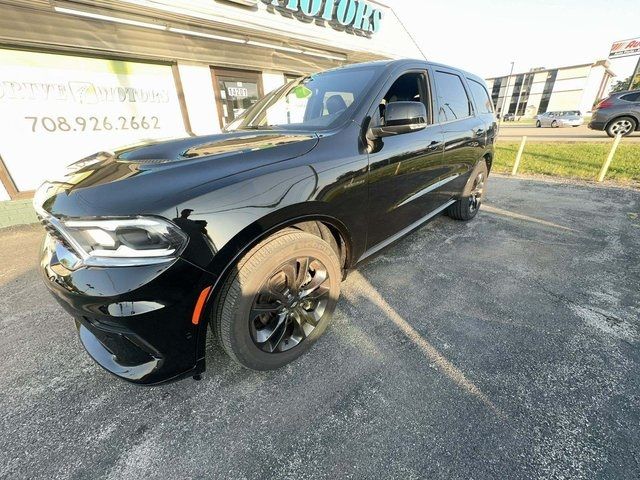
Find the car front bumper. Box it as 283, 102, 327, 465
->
40, 233, 217, 385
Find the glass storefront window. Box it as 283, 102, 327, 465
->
212, 68, 263, 128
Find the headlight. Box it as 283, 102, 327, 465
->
60, 217, 188, 267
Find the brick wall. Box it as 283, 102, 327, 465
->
0, 199, 38, 229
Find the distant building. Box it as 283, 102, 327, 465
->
486, 60, 616, 117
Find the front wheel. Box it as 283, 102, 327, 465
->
213, 229, 341, 370
447, 162, 488, 221
536, 120, 541, 128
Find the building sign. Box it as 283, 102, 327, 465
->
265, 0, 383, 34
224, 0, 259, 5
0, 49, 186, 192
609, 37, 640, 58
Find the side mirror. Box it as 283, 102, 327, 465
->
370, 101, 428, 138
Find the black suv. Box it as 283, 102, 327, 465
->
589, 90, 640, 137
35, 59, 496, 384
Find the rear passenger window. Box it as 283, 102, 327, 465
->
468, 79, 494, 114
621, 92, 640, 102
435, 71, 472, 122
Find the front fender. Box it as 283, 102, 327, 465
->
187, 202, 356, 377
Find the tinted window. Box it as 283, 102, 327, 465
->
468, 79, 493, 114
379, 72, 430, 124
621, 92, 640, 102
435, 71, 472, 121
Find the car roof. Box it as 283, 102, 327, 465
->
612, 89, 640, 97
320, 59, 487, 85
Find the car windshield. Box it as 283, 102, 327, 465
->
225, 67, 378, 132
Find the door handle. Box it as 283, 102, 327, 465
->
474, 128, 485, 136
427, 140, 441, 150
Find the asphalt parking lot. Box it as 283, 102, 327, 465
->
498, 124, 640, 143
1, 175, 639, 479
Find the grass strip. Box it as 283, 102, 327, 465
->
494, 142, 640, 182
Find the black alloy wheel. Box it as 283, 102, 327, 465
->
250, 256, 330, 353
214, 229, 341, 370
468, 171, 485, 214
447, 161, 488, 221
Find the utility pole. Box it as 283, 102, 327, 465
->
500, 61, 515, 125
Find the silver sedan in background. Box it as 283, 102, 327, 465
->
535, 111, 584, 128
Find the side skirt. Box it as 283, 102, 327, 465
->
358, 199, 456, 262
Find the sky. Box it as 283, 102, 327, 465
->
391, 0, 640, 79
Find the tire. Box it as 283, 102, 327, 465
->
214, 229, 341, 370
606, 116, 636, 138
447, 161, 488, 221
551, 120, 558, 128
536, 120, 541, 128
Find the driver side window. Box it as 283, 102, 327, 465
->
377, 72, 430, 126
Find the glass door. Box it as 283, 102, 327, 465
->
212, 68, 263, 128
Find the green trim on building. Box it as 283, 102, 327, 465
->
0, 199, 38, 229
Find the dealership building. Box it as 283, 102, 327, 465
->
0, 0, 419, 222
485, 60, 616, 118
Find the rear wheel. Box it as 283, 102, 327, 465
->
536, 120, 541, 128
447, 161, 488, 221
606, 117, 636, 137
551, 120, 558, 128
214, 229, 341, 370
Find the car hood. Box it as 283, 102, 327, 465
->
35, 130, 319, 218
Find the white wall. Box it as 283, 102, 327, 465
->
580, 65, 608, 113
548, 65, 592, 113
556, 65, 591, 80
607, 56, 637, 82
262, 71, 286, 95
178, 63, 221, 135
0, 183, 9, 201
521, 72, 550, 116
546, 90, 584, 112
499, 80, 516, 114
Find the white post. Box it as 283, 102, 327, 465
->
597, 134, 622, 182
499, 62, 514, 125
511, 136, 527, 176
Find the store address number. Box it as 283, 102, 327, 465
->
25, 115, 161, 133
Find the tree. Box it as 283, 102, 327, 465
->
610, 77, 630, 93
